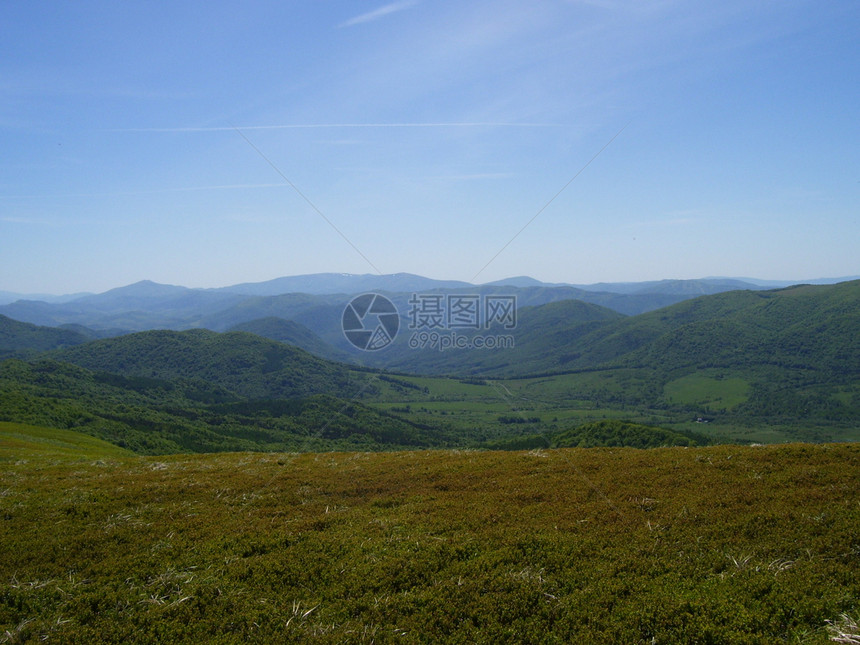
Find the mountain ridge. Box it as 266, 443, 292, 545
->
4, 273, 858, 304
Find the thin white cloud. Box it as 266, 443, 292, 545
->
630, 212, 705, 228
432, 172, 514, 181
338, 1, 419, 28
0, 215, 53, 225
0, 184, 287, 200
220, 212, 278, 224
115, 122, 567, 133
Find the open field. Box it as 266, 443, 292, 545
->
0, 422, 134, 459
363, 371, 860, 446
1, 427, 858, 643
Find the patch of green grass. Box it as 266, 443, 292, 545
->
664, 372, 751, 411
832, 383, 860, 406
0, 444, 858, 643
0, 422, 134, 460
379, 375, 498, 401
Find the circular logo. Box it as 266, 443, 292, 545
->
342, 293, 400, 351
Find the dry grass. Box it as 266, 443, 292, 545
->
1, 443, 858, 643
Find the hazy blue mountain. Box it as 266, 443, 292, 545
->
68, 280, 244, 314
222, 272, 473, 296
722, 276, 860, 288
3, 273, 854, 339
571, 278, 763, 295
70, 280, 189, 307
486, 276, 859, 294
0, 290, 92, 306
481, 277, 764, 294
628, 279, 762, 295
227, 317, 352, 362
0, 281, 247, 330
481, 276, 565, 288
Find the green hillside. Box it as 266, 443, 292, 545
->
368, 281, 860, 431
0, 421, 134, 459
0, 282, 857, 455
484, 419, 711, 450
390, 280, 860, 378
621, 281, 860, 374
227, 316, 351, 362
0, 359, 449, 454
0, 314, 90, 357
52, 329, 356, 400
361, 298, 625, 374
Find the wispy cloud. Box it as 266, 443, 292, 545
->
338, 1, 419, 28
0, 183, 287, 200
0, 215, 53, 225
115, 122, 567, 133
431, 172, 514, 181
219, 212, 284, 224
630, 211, 706, 229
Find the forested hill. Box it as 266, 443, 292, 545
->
386, 280, 860, 378
52, 328, 357, 400
227, 316, 351, 363
0, 314, 90, 357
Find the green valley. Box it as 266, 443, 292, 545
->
1, 280, 858, 452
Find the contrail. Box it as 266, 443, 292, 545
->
113, 122, 568, 133
338, 0, 419, 28
0, 183, 287, 200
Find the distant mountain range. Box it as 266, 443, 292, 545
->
2, 273, 857, 333
3, 272, 858, 305
0, 290, 92, 306
4, 278, 857, 382
222, 272, 474, 296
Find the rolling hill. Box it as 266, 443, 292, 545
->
227, 316, 351, 362
0, 421, 134, 458
359, 298, 626, 374
0, 314, 91, 357
386, 280, 860, 379
0, 357, 450, 454
51, 328, 358, 400
1, 279, 857, 453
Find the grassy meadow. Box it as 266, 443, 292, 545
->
1, 424, 858, 643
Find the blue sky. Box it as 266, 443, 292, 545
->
1, 0, 858, 294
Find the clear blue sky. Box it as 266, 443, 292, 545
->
2, 0, 858, 294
